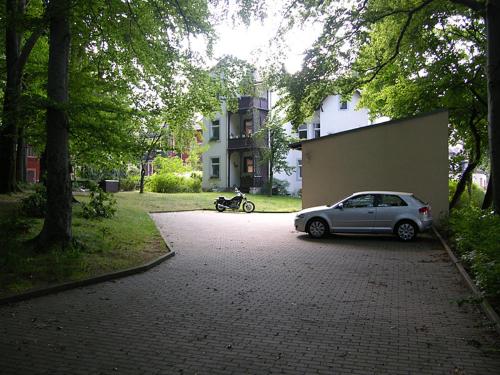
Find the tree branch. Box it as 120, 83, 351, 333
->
362, 0, 435, 85
449, 0, 485, 13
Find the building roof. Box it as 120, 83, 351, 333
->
289, 109, 448, 150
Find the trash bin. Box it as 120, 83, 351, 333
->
99, 179, 119, 193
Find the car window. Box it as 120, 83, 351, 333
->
412, 195, 428, 205
377, 194, 407, 207
343, 194, 375, 208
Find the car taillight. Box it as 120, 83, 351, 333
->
419, 207, 429, 215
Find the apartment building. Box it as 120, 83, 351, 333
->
202, 90, 373, 194
202, 89, 270, 192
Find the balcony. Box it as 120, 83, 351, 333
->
228, 134, 268, 150
238, 96, 269, 111
227, 136, 255, 150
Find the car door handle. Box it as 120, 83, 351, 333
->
368, 210, 375, 214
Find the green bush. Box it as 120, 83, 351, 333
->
153, 156, 189, 174
261, 178, 290, 196
190, 173, 202, 193
448, 207, 500, 301
449, 180, 485, 208
120, 177, 137, 191
146, 172, 201, 193
21, 185, 47, 218
81, 186, 117, 219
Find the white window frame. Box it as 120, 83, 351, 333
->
297, 159, 302, 180
313, 123, 320, 138
210, 120, 220, 141
210, 157, 220, 178
298, 125, 307, 139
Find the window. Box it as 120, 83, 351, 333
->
211, 120, 220, 140
298, 124, 307, 139
26, 146, 36, 157
244, 157, 254, 173
313, 123, 320, 138
244, 119, 253, 137
298, 159, 302, 179
377, 194, 407, 207
211, 157, 220, 178
340, 100, 348, 110
344, 194, 375, 208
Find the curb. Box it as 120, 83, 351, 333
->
433, 227, 500, 335
0, 249, 175, 306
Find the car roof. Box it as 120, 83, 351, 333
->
353, 191, 413, 196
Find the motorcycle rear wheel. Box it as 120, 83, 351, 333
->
243, 201, 255, 213
215, 203, 226, 212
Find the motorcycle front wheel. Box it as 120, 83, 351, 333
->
243, 201, 255, 213
215, 203, 226, 212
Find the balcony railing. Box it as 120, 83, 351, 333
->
238, 96, 269, 111
228, 134, 268, 150
228, 136, 254, 150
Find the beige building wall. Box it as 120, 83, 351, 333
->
301, 111, 449, 222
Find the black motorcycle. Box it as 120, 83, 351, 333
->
214, 187, 255, 213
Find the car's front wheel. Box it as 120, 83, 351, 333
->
307, 218, 328, 239
395, 220, 417, 241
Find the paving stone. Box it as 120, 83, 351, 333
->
0, 211, 499, 374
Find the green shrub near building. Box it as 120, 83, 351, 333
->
448, 207, 500, 305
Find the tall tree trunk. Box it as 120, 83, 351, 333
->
0, 0, 25, 193
482, 171, 493, 209
35, 0, 72, 249
486, 1, 500, 213
269, 172, 274, 196
450, 113, 481, 210
16, 125, 26, 183
140, 162, 146, 193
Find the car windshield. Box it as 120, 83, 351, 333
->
327, 197, 350, 208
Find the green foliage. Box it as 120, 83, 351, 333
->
119, 177, 137, 192
81, 186, 117, 219
153, 156, 189, 174
20, 185, 47, 218
272, 0, 488, 170
145, 173, 201, 193
449, 180, 485, 208
448, 207, 500, 300
211, 55, 257, 112
254, 113, 296, 176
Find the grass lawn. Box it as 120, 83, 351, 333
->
0, 191, 301, 297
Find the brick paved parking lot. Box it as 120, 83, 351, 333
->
1, 211, 499, 374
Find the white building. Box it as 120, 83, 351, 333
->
202, 88, 271, 192
202, 91, 375, 194
275, 92, 374, 195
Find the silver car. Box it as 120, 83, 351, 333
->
294, 191, 433, 241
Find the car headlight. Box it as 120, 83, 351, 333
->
296, 214, 305, 219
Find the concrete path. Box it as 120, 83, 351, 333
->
0, 211, 499, 374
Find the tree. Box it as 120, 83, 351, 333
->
254, 113, 295, 196
33, 0, 218, 248
0, 0, 46, 193
1, 0, 267, 248
272, 0, 500, 212
34, 0, 72, 248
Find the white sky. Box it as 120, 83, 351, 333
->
201, 3, 322, 73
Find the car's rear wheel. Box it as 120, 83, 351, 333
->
307, 218, 328, 239
395, 220, 417, 241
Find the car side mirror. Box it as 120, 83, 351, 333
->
336, 203, 343, 210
